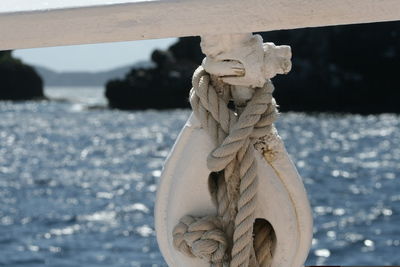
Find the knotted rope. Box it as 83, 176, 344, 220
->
173, 215, 228, 266
173, 66, 277, 267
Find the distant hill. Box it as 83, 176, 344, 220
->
34, 61, 154, 87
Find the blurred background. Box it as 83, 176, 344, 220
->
0, 21, 399, 266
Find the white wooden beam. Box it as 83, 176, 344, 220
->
0, 0, 399, 50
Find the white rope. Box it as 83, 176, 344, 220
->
172, 66, 277, 267
173, 215, 228, 266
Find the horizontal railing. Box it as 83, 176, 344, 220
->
0, 0, 399, 50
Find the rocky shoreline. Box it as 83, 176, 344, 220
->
0, 51, 44, 101
106, 38, 202, 110
105, 21, 400, 114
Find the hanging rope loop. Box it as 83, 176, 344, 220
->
172, 34, 291, 267
173, 66, 278, 267
206, 82, 276, 173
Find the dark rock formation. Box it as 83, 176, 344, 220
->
106, 37, 202, 110
0, 51, 44, 100
106, 21, 400, 113
261, 21, 400, 114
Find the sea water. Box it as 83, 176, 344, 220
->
0, 87, 399, 266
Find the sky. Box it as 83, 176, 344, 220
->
3, 1, 177, 72
13, 38, 177, 72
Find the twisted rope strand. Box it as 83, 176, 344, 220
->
173, 66, 278, 267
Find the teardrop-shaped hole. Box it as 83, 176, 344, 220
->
208, 172, 221, 206
253, 218, 276, 266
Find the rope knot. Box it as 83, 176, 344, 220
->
173, 215, 228, 265
175, 65, 279, 267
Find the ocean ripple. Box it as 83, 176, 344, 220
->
0, 101, 399, 266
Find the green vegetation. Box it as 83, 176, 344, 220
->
0, 51, 12, 62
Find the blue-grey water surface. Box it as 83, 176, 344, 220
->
0, 88, 399, 266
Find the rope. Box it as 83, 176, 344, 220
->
173, 215, 228, 266
173, 66, 277, 267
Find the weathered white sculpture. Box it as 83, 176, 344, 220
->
155, 33, 313, 267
